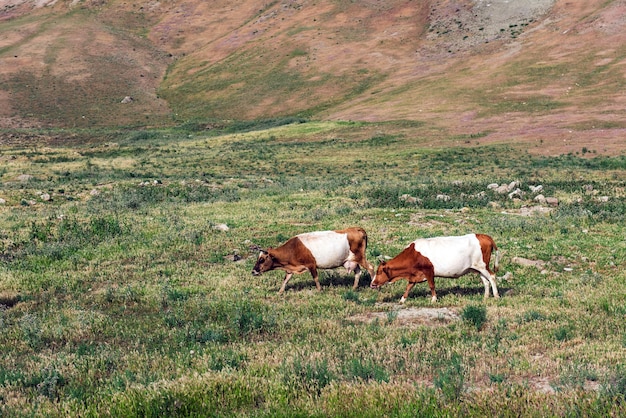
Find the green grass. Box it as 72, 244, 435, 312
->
1, 120, 625, 416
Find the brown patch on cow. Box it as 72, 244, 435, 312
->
348, 307, 459, 326
373, 243, 437, 301
475, 233, 498, 274
336, 226, 375, 277
268, 237, 317, 275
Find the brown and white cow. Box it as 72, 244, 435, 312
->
370, 234, 500, 303
252, 227, 375, 293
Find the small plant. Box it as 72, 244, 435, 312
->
345, 358, 389, 383
489, 373, 505, 384
519, 310, 546, 323
286, 357, 337, 395
461, 304, 487, 330
434, 353, 465, 401
386, 310, 398, 324
604, 365, 626, 398
342, 290, 360, 302
35, 366, 65, 400
19, 313, 43, 349
554, 325, 574, 342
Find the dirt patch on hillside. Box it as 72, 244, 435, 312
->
349, 306, 460, 326
425, 0, 556, 55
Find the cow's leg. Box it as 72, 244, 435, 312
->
363, 260, 375, 280
310, 267, 322, 291
476, 268, 500, 298
279, 273, 294, 294
352, 265, 361, 289
480, 275, 490, 298
400, 282, 416, 304
424, 274, 437, 303
488, 272, 500, 298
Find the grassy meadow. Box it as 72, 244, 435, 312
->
1, 119, 625, 416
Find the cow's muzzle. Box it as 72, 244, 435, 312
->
252, 270, 261, 276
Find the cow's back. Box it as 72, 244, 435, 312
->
297, 231, 350, 269
410, 234, 481, 277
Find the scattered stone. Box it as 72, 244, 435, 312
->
0, 198, 5, 205
519, 205, 553, 216
90, 189, 99, 196
213, 223, 229, 232
436, 194, 450, 201
499, 271, 513, 282
399, 194, 421, 204
121, 96, 134, 104
495, 184, 510, 194
597, 196, 609, 202
40, 193, 51, 202
487, 183, 499, 190
529, 185, 543, 193
545, 197, 559, 206
16, 174, 32, 182
534, 194, 546, 204
512, 256, 547, 269
508, 181, 519, 191
508, 188, 523, 199
224, 253, 244, 262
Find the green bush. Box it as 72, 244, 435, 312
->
345, 358, 389, 383
461, 304, 487, 331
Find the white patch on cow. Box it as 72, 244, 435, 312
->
410, 234, 486, 278
297, 231, 351, 269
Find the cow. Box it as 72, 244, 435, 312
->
370, 234, 500, 303
252, 227, 375, 293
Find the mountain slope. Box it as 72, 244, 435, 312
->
1, 0, 625, 156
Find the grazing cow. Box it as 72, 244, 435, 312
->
370, 234, 500, 303
252, 227, 375, 293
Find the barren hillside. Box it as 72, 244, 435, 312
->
0, 0, 625, 155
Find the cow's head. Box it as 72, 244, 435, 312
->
252, 250, 274, 276
370, 261, 390, 289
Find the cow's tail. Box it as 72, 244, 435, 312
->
491, 238, 500, 274
478, 234, 499, 274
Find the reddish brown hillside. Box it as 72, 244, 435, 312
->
0, 0, 624, 156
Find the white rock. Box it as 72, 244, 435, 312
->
508, 188, 523, 199
214, 223, 229, 232
495, 184, 509, 194
545, 197, 559, 207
